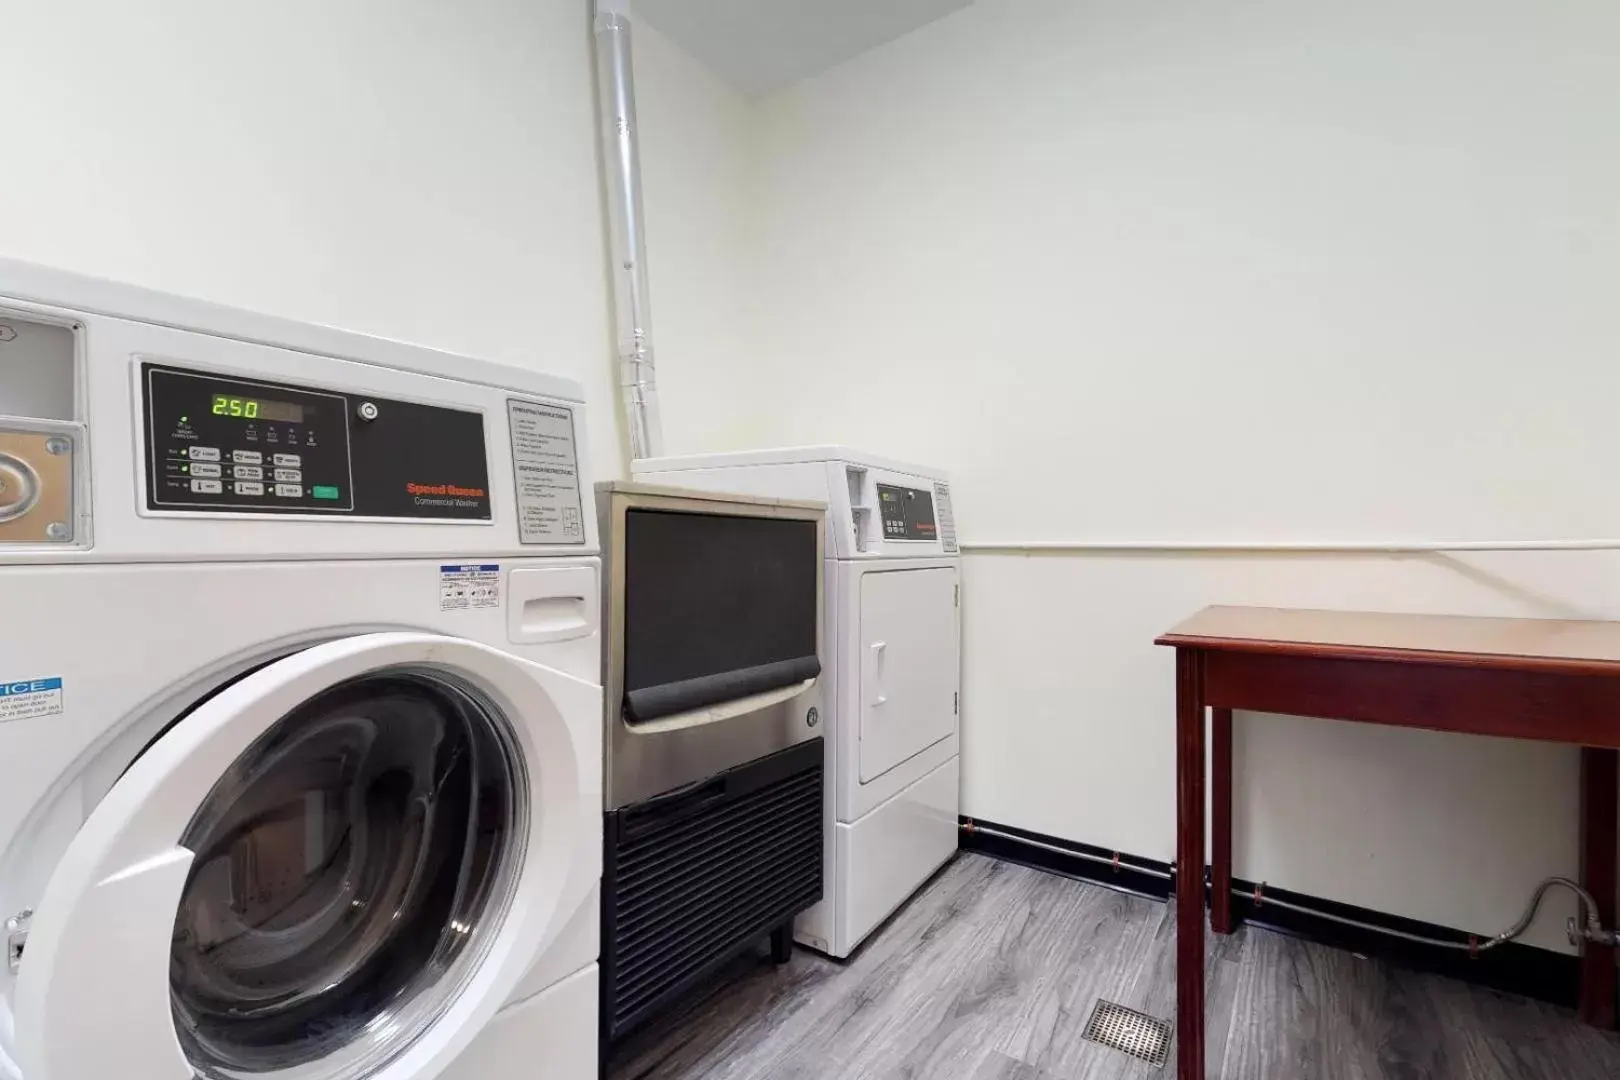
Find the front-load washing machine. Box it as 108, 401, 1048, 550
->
0, 261, 602, 1080
634, 447, 960, 958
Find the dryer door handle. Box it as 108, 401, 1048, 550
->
870, 641, 887, 706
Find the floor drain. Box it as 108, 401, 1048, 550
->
1081, 998, 1171, 1068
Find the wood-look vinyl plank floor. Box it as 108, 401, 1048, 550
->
607, 854, 1620, 1080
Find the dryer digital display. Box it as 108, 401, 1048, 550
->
142, 363, 492, 520
876, 483, 937, 541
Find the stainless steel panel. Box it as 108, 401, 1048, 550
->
599, 482, 826, 810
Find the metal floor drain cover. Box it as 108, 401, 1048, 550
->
1081, 998, 1171, 1068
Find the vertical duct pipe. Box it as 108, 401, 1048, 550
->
594, 0, 664, 460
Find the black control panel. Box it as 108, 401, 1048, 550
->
142, 363, 492, 520
876, 483, 937, 541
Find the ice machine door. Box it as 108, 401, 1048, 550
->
858, 567, 959, 783
622, 508, 820, 723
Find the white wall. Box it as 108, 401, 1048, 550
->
734, 0, 1620, 951
0, 0, 624, 475
634, 22, 768, 455
15, 0, 1612, 956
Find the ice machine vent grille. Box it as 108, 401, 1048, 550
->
602, 740, 823, 1043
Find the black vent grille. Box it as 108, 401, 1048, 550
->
602, 739, 823, 1043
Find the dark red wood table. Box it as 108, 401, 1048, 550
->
1158, 606, 1620, 1080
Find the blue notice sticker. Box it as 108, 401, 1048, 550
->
0, 677, 64, 723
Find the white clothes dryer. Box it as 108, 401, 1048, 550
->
634, 447, 960, 958
0, 262, 602, 1080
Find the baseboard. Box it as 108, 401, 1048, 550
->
959, 816, 1173, 902
958, 815, 1583, 1009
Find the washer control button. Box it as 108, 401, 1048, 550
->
273, 468, 302, 483
190, 478, 223, 494
274, 483, 303, 498
188, 462, 222, 479
232, 450, 262, 464
272, 453, 302, 467
188, 446, 221, 462
234, 481, 265, 496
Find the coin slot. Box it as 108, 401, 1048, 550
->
0, 426, 77, 545
0, 453, 41, 523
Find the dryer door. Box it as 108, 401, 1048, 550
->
14, 632, 597, 1080
858, 567, 960, 782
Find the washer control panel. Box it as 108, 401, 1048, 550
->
142, 363, 491, 520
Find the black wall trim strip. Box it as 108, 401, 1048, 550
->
959, 816, 1172, 902
959, 815, 1581, 1009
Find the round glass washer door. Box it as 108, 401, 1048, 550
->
170, 669, 522, 1079
12, 632, 591, 1080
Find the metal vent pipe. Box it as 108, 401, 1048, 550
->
594, 0, 663, 460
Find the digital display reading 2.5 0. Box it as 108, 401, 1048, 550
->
211, 394, 305, 423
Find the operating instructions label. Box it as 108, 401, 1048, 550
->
933, 481, 959, 554
507, 400, 585, 545
0, 677, 63, 723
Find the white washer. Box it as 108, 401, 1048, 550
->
0, 261, 601, 1080
634, 447, 960, 958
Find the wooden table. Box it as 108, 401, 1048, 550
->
1157, 606, 1620, 1080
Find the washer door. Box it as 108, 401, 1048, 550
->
14, 632, 597, 1080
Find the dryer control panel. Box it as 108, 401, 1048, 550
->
142, 363, 492, 520
845, 464, 957, 557
876, 483, 937, 541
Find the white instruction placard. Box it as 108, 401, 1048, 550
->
507, 400, 586, 545
440, 564, 502, 611
933, 481, 959, 554
0, 677, 64, 723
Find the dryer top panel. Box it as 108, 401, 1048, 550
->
633, 447, 957, 561
633, 444, 943, 481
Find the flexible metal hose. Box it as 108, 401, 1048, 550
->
1239, 876, 1616, 952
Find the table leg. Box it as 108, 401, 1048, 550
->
1176, 648, 1207, 1080
1210, 707, 1234, 935
1579, 747, 1618, 1029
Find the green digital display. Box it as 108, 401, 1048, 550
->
211, 394, 305, 424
